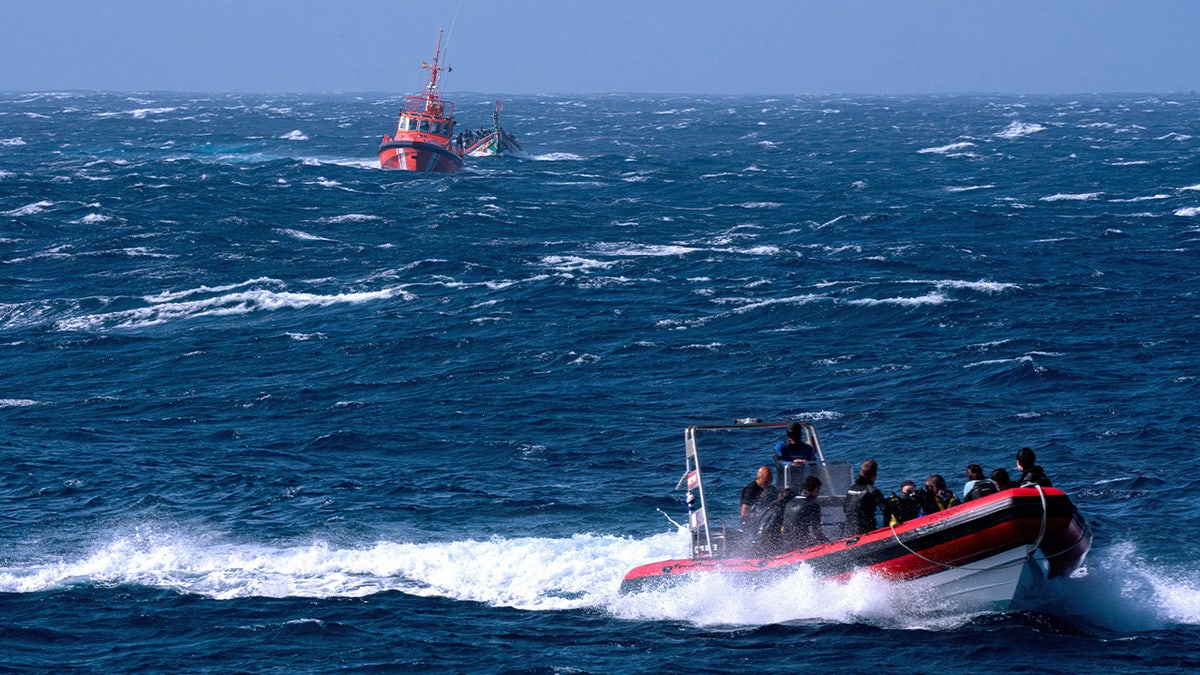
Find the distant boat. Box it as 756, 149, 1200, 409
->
378, 30, 465, 172
463, 101, 523, 157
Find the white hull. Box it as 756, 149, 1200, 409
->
902, 546, 1046, 612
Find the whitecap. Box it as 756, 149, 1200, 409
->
1175, 207, 1200, 217
0, 399, 38, 407
918, 141, 976, 155
945, 184, 995, 193
276, 228, 334, 242
56, 285, 413, 331
3, 201, 53, 217
71, 213, 113, 224
995, 121, 1045, 139
281, 130, 309, 141
1040, 192, 1103, 202
848, 292, 948, 306
318, 214, 381, 224
0, 137, 26, 146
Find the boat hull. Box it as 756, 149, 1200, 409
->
378, 139, 465, 172
620, 487, 1090, 609
465, 131, 523, 157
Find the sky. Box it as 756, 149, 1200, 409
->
1, 0, 1198, 96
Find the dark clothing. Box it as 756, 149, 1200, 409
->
1017, 465, 1052, 487
752, 499, 788, 555
915, 487, 960, 517
885, 492, 922, 524
963, 479, 998, 502
740, 481, 779, 519
844, 476, 889, 536
774, 439, 815, 463
782, 493, 827, 548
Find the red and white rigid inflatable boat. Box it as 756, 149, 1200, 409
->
620, 421, 1092, 611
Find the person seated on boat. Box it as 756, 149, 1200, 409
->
916, 474, 961, 516
991, 467, 1016, 490
885, 479, 922, 525
843, 459, 892, 536
783, 475, 828, 548
962, 463, 999, 502
740, 465, 779, 526
774, 422, 815, 465
1016, 447, 1053, 487
752, 488, 796, 555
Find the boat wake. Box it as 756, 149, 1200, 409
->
0, 525, 1196, 632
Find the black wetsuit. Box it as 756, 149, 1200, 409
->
740, 481, 779, 521
782, 493, 826, 548
1018, 465, 1052, 487
843, 476, 888, 536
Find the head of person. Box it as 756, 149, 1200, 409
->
755, 465, 773, 487
1016, 447, 1036, 471
786, 422, 806, 445
859, 458, 878, 482
925, 474, 946, 492
991, 467, 1012, 487
900, 479, 916, 496
803, 475, 822, 495
966, 463, 985, 481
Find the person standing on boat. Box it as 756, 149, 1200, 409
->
774, 422, 815, 464
783, 475, 828, 548
740, 465, 779, 525
1016, 447, 1053, 487
843, 459, 891, 536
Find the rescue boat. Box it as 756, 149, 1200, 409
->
378, 30, 465, 172
619, 421, 1092, 612
464, 101, 523, 157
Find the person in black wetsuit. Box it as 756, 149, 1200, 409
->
917, 474, 961, 516
752, 488, 796, 555
843, 459, 891, 536
1016, 447, 1053, 487
991, 467, 1015, 490
740, 465, 778, 526
783, 475, 828, 548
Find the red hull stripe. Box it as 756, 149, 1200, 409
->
619, 488, 1090, 593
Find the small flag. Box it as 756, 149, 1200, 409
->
686, 470, 698, 490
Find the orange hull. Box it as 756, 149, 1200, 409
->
378, 138, 464, 172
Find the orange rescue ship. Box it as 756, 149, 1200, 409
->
378, 30, 465, 172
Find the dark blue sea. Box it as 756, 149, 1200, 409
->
2, 91, 1199, 673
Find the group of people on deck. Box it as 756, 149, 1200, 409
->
739, 424, 1055, 552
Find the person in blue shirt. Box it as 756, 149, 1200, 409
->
774, 422, 815, 464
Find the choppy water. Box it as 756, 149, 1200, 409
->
2, 91, 1200, 673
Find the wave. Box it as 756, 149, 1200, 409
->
3, 200, 54, 217
280, 130, 309, 141
918, 141, 976, 155
995, 121, 1046, 139
1041, 192, 1103, 202
1176, 207, 1200, 217
55, 282, 413, 331
1, 527, 1195, 631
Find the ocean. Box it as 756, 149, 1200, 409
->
1, 90, 1199, 673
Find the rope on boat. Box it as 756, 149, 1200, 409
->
884, 486, 1051, 572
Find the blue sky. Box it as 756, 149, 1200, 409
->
1, 0, 1197, 95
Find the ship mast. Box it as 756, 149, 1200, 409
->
421, 29, 450, 100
